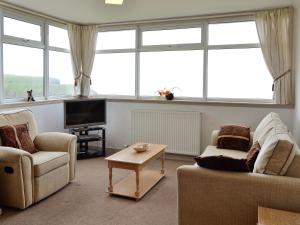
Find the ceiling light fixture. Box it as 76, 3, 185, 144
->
105, 0, 124, 5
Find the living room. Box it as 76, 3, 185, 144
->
0, 0, 299, 225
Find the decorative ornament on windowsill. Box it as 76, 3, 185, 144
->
157, 87, 179, 100
27, 90, 35, 102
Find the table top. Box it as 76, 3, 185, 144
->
105, 143, 167, 165
258, 206, 300, 225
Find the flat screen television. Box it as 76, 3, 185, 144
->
64, 99, 106, 129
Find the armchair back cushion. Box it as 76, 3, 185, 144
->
0, 109, 38, 144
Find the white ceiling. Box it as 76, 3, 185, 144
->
1, 0, 294, 24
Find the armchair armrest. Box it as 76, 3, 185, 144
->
177, 165, 300, 225
0, 146, 34, 209
34, 132, 77, 180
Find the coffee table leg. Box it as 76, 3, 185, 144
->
108, 165, 113, 192
135, 169, 140, 197
161, 151, 165, 174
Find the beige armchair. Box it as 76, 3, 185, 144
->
0, 109, 77, 209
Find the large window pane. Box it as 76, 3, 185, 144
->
207, 48, 272, 99
3, 44, 43, 99
140, 50, 203, 97
209, 21, 259, 45
142, 28, 202, 46
49, 25, 70, 49
91, 53, 135, 95
96, 30, 135, 50
49, 51, 74, 96
4, 17, 41, 41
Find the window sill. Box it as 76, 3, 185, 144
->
0, 96, 294, 109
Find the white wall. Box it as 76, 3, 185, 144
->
0, 103, 65, 133
0, 102, 294, 153
106, 102, 294, 151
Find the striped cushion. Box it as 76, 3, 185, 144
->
253, 132, 296, 175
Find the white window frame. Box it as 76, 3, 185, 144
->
94, 15, 273, 103
0, 9, 72, 103
206, 17, 273, 103
47, 22, 73, 98
93, 26, 137, 98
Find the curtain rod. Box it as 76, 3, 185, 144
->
96, 6, 293, 27
0, 2, 69, 25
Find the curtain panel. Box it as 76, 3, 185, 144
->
68, 24, 97, 96
256, 7, 293, 104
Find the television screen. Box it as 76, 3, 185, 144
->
64, 99, 106, 128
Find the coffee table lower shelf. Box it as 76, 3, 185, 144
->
108, 170, 165, 200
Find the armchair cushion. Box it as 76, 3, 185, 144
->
32, 151, 69, 177
0, 123, 36, 154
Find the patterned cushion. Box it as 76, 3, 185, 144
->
0, 123, 37, 154
217, 125, 250, 151
254, 132, 296, 175
246, 141, 261, 172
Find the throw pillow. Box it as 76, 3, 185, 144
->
246, 141, 261, 172
217, 125, 250, 151
253, 132, 296, 175
194, 155, 249, 172
0, 123, 37, 154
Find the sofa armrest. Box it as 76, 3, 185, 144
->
210, 130, 254, 146
177, 165, 300, 225
0, 146, 34, 209
34, 132, 77, 180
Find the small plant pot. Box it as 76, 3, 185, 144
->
165, 93, 174, 100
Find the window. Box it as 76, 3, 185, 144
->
96, 29, 135, 50
49, 51, 74, 96
49, 25, 70, 49
0, 13, 73, 102
4, 17, 41, 42
91, 29, 136, 96
48, 25, 73, 97
140, 50, 203, 97
3, 44, 43, 99
207, 21, 272, 100
139, 26, 203, 98
142, 27, 202, 46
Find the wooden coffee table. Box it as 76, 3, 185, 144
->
105, 143, 167, 200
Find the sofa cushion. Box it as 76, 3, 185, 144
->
0, 123, 37, 154
246, 141, 261, 172
217, 125, 250, 151
253, 132, 296, 175
253, 112, 288, 146
202, 145, 247, 159
32, 151, 69, 177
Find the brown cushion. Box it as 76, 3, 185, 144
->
217, 125, 250, 151
0, 123, 37, 154
246, 141, 261, 172
194, 155, 249, 172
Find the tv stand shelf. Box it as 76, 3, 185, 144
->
70, 126, 105, 159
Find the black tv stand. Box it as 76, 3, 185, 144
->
70, 126, 106, 159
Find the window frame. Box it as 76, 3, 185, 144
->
94, 15, 273, 103
92, 26, 138, 98
47, 21, 73, 98
0, 9, 73, 103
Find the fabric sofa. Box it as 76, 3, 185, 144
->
177, 113, 300, 225
0, 109, 77, 209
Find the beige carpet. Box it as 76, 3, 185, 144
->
1, 157, 191, 225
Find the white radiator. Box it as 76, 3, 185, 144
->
131, 110, 201, 156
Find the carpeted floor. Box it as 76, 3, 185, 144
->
0, 157, 191, 225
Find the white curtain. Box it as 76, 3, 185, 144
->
256, 7, 293, 104
67, 24, 97, 96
